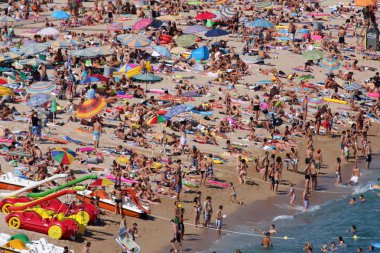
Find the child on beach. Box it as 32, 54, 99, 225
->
303, 189, 311, 211
229, 182, 243, 205
287, 184, 296, 206
216, 205, 223, 236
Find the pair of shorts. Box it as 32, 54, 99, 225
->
273, 180, 279, 185
338, 37, 345, 44
190, 157, 198, 167
305, 158, 311, 164
216, 219, 222, 229
108, 12, 113, 18
207, 166, 213, 176
366, 154, 372, 163
323, 120, 330, 128
93, 131, 100, 141
253, 105, 260, 111
170, 232, 181, 243
115, 198, 122, 203
180, 136, 186, 146
305, 175, 311, 180
32, 126, 40, 135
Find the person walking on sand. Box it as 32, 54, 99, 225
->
229, 182, 243, 205
170, 219, 182, 253
288, 183, 296, 206
112, 185, 123, 216
216, 205, 223, 236
303, 189, 311, 211
92, 118, 104, 149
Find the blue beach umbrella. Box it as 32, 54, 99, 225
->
319, 56, 341, 72
154, 46, 171, 58
51, 11, 70, 19
27, 93, 50, 107
165, 104, 195, 118
246, 18, 274, 28
205, 28, 228, 37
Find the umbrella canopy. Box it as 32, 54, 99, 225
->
38, 27, 59, 36
19, 58, 48, 66
76, 98, 107, 119
107, 22, 123, 32
355, 0, 376, 6
0, 78, 7, 85
66, 39, 80, 46
170, 46, 187, 55
165, 104, 195, 118
52, 148, 76, 165
0, 16, 16, 22
26, 82, 56, 93
175, 34, 197, 48
89, 74, 108, 82
0, 87, 14, 96
89, 46, 114, 56
47, 39, 71, 48
18, 44, 48, 57
302, 50, 324, 60
51, 11, 70, 19
132, 18, 152, 30
205, 28, 228, 37
89, 178, 114, 187
195, 12, 216, 20
71, 48, 98, 58
221, 7, 237, 19
210, 10, 223, 21
344, 83, 363, 91
131, 74, 163, 82
116, 156, 130, 165
183, 25, 207, 34
319, 57, 341, 71
246, 18, 274, 28
27, 93, 50, 107
154, 46, 171, 58
120, 36, 151, 48
80, 76, 100, 84
146, 115, 170, 125
254, 1, 272, 9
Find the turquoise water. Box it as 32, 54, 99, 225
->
204, 182, 380, 253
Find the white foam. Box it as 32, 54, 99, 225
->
352, 184, 372, 195
273, 215, 294, 221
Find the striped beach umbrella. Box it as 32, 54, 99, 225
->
344, 83, 363, 91
146, 115, 170, 125
27, 93, 50, 107
47, 39, 71, 48
183, 25, 208, 34
107, 22, 123, 32
175, 34, 196, 48
19, 44, 48, 57
120, 36, 151, 48
76, 98, 107, 119
210, 10, 223, 22
319, 57, 341, 71
131, 74, 163, 82
27, 82, 56, 93
132, 18, 152, 30
154, 46, 171, 58
221, 7, 237, 19
254, 1, 272, 9
52, 148, 76, 165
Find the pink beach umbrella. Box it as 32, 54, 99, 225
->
132, 18, 152, 30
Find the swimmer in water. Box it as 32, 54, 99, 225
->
338, 236, 346, 246
359, 194, 366, 203
349, 197, 356, 205
351, 224, 357, 233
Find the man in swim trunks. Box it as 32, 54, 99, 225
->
112, 186, 123, 216
92, 118, 104, 149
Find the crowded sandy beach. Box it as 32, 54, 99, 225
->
0, 0, 379, 252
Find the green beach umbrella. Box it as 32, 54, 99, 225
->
50, 96, 57, 113
131, 74, 163, 82
302, 50, 324, 61
175, 34, 196, 48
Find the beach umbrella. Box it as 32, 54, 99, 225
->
107, 22, 123, 32
210, 10, 223, 22
132, 18, 152, 30
189, 46, 209, 60
170, 46, 187, 55
66, 39, 80, 46
355, 0, 376, 6
221, 7, 237, 19
195, 12, 216, 20
0, 87, 13, 96
89, 178, 114, 187
120, 36, 151, 48
52, 148, 76, 165
165, 104, 195, 118
254, 1, 272, 9
89, 46, 114, 56
131, 74, 163, 82
51, 11, 70, 19
47, 39, 71, 48
38, 27, 59, 36
27, 93, 50, 107
71, 48, 98, 58
3, 52, 20, 61
0, 78, 7, 85
50, 96, 57, 113
154, 46, 171, 58
246, 18, 274, 28
319, 56, 341, 72
89, 74, 108, 82
80, 76, 100, 85
116, 155, 130, 165
183, 25, 208, 34
19, 58, 48, 66
344, 83, 363, 91
0, 16, 16, 22
156, 15, 182, 21
146, 115, 170, 125
26, 81, 56, 93
175, 34, 196, 48
302, 50, 324, 60
76, 97, 107, 119
205, 28, 228, 37
18, 44, 48, 56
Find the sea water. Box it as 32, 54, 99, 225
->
203, 177, 380, 252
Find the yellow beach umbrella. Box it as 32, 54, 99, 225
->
0, 87, 14, 96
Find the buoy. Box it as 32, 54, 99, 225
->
353, 235, 358, 240
284, 236, 288, 240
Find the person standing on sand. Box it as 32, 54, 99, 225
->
261, 232, 272, 248
193, 191, 202, 228
314, 149, 323, 175
288, 183, 296, 206
81, 242, 91, 253
203, 196, 213, 227
112, 185, 123, 216
305, 146, 313, 165
349, 164, 360, 185
261, 152, 270, 181
365, 140, 372, 169
199, 156, 207, 186
92, 118, 104, 149
304, 161, 312, 190
188, 146, 200, 171
340, 131, 347, 158
310, 159, 318, 191
170, 219, 182, 253
303, 189, 311, 211
216, 205, 223, 236
336, 158, 342, 184
290, 147, 299, 172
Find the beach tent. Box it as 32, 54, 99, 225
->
113, 64, 142, 78
189, 46, 209, 61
